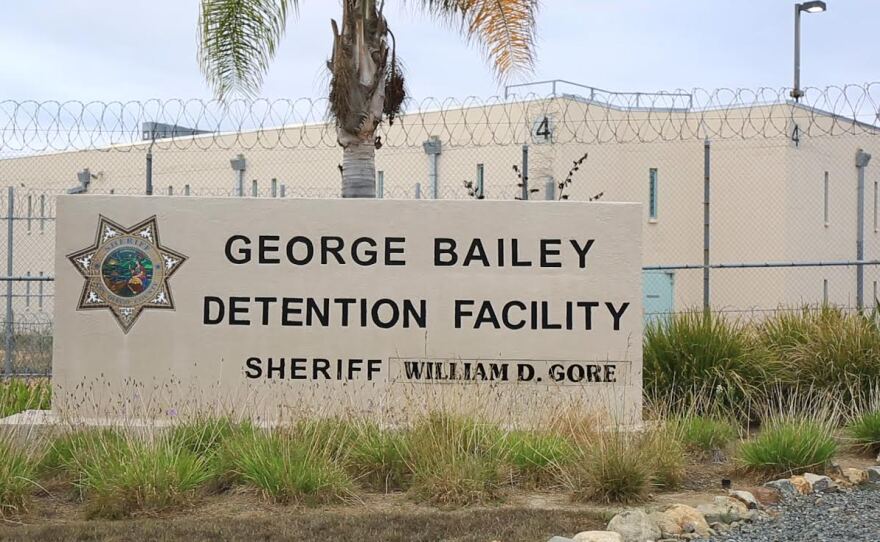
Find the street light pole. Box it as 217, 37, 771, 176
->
791, 1, 827, 102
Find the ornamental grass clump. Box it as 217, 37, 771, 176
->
561, 430, 652, 504
847, 410, 880, 453
738, 410, 838, 477
224, 427, 355, 505
404, 413, 509, 506
504, 431, 574, 487
76, 435, 214, 519
644, 311, 770, 409
346, 422, 409, 492
671, 414, 739, 456
0, 438, 38, 518
761, 308, 880, 403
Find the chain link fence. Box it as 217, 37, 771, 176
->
1, 82, 879, 376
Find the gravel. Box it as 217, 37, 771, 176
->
696, 486, 880, 542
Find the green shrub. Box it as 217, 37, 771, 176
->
644, 311, 769, 408
0, 439, 37, 517
759, 307, 880, 402
504, 431, 573, 486
404, 413, 508, 505
672, 415, 738, 455
738, 416, 838, 476
225, 429, 354, 505
347, 423, 409, 492
562, 431, 651, 504
0, 379, 50, 417
77, 437, 213, 519
847, 410, 880, 453
168, 417, 254, 492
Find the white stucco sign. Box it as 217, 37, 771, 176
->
53, 196, 643, 424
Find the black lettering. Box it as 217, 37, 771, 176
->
372, 299, 399, 329
203, 296, 225, 324
352, 237, 378, 266
475, 301, 501, 329
254, 297, 277, 325
281, 298, 303, 326
225, 235, 251, 264
286, 236, 314, 265
540, 239, 562, 267
313, 359, 331, 379
502, 301, 527, 329
454, 300, 474, 328
606, 302, 630, 331
434, 238, 458, 266
244, 357, 262, 378
463, 239, 490, 267
290, 358, 307, 379
385, 237, 407, 266
258, 235, 281, 264
321, 236, 345, 264
229, 297, 250, 326
570, 239, 596, 269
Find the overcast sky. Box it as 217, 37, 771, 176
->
1, 0, 877, 102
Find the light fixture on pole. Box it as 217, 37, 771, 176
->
791, 1, 827, 101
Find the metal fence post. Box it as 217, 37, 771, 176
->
545, 179, 556, 200
415, 182, 422, 199
377, 171, 384, 199
521, 145, 530, 201
703, 139, 711, 313
856, 149, 873, 310
4, 186, 14, 377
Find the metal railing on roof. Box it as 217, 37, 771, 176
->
503, 79, 695, 112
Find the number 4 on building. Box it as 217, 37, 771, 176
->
533, 115, 554, 144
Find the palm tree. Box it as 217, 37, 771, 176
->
198, 0, 539, 198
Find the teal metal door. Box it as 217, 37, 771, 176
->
643, 271, 675, 324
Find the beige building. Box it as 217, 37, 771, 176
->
2, 87, 879, 321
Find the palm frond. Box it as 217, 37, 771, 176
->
198, 0, 298, 100
421, 0, 539, 78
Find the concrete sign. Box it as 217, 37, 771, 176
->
54, 196, 643, 425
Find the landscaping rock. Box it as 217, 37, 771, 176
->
764, 478, 797, 496
606, 510, 662, 542
648, 511, 681, 537
696, 496, 749, 524
803, 473, 835, 492
547, 537, 574, 542
867, 467, 880, 483
572, 532, 623, 542
748, 486, 780, 506
661, 504, 711, 536
728, 489, 760, 510
842, 467, 868, 486
789, 475, 812, 495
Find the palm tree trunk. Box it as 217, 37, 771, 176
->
341, 139, 376, 198
329, 0, 388, 199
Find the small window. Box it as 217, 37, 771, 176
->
648, 168, 658, 220
823, 171, 830, 226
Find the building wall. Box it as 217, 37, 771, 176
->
1, 98, 878, 319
